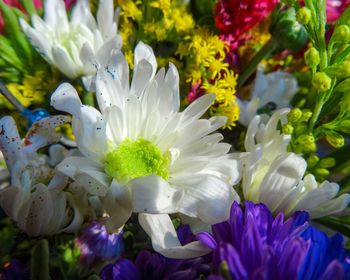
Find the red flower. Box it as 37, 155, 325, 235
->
215, 0, 279, 38
326, 0, 350, 22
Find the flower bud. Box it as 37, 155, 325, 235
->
314, 168, 330, 178
297, 134, 315, 146
318, 157, 336, 168
270, 8, 308, 52
338, 120, 350, 133
325, 62, 350, 79
296, 7, 311, 25
312, 72, 332, 92
331, 25, 350, 44
295, 123, 307, 135
307, 154, 319, 168
301, 110, 312, 122
288, 108, 302, 122
282, 124, 294, 134
304, 48, 320, 69
326, 131, 344, 148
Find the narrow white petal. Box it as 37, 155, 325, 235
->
309, 193, 350, 218
52, 45, 79, 79
134, 42, 157, 78
139, 213, 211, 259
97, 0, 115, 40
51, 83, 82, 116
183, 94, 215, 121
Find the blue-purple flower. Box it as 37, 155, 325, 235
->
197, 201, 350, 280
75, 221, 124, 267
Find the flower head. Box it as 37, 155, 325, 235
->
19, 0, 122, 87
239, 109, 350, 218
51, 42, 240, 258
214, 0, 279, 38
198, 201, 350, 280
0, 116, 87, 236
237, 70, 298, 126
76, 221, 124, 267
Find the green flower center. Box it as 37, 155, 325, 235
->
104, 138, 170, 184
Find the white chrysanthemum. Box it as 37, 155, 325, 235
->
237, 70, 298, 126
0, 116, 88, 236
239, 108, 350, 218
20, 0, 121, 87
51, 42, 240, 258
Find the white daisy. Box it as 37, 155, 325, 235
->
239, 108, 350, 218
51, 42, 240, 258
20, 0, 122, 88
237, 70, 298, 126
0, 116, 88, 236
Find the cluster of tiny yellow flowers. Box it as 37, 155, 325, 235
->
181, 28, 240, 129
1, 70, 58, 108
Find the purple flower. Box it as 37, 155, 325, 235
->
75, 221, 124, 267
100, 225, 211, 280
197, 201, 350, 280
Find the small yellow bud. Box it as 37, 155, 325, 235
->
326, 131, 344, 148
315, 168, 330, 178
296, 7, 312, 24
331, 25, 350, 44
297, 134, 316, 152
312, 72, 332, 92
304, 48, 320, 68
282, 124, 294, 134
319, 158, 336, 168
300, 110, 312, 122
307, 154, 319, 167
288, 108, 302, 123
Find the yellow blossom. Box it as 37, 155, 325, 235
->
150, 0, 171, 15
185, 67, 203, 84
119, 0, 142, 21
176, 42, 190, 59
204, 58, 229, 79
171, 7, 194, 33
125, 50, 134, 69
211, 102, 240, 129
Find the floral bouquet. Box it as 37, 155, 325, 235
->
1, 0, 350, 279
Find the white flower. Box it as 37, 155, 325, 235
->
237, 70, 298, 126
239, 108, 350, 218
51, 42, 240, 258
20, 0, 122, 88
0, 116, 87, 236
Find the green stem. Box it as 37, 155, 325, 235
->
308, 98, 323, 132
237, 38, 279, 90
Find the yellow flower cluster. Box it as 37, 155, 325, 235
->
1, 70, 58, 108
181, 28, 240, 129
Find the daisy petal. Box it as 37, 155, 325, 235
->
138, 213, 211, 259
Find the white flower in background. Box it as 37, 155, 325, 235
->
237, 70, 298, 126
0, 116, 88, 236
239, 108, 350, 218
51, 42, 240, 258
20, 0, 122, 88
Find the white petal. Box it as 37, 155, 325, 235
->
183, 94, 215, 121
97, 0, 115, 40
23, 115, 70, 153
58, 156, 110, 196
130, 59, 154, 97
139, 213, 211, 259
309, 193, 350, 218
0, 116, 22, 171
51, 83, 82, 116
52, 45, 79, 79
128, 175, 183, 213
179, 176, 237, 224
101, 179, 132, 232
164, 63, 180, 113
71, 0, 96, 30
62, 192, 84, 233
134, 41, 157, 78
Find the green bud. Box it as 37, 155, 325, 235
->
219, 261, 231, 279
338, 120, 350, 133
331, 25, 350, 44
333, 78, 350, 94
296, 7, 312, 24
297, 134, 316, 152
304, 48, 320, 68
270, 8, 308, 52
325, 62, 350, 79
282, 124, 294, 134
307, 154, 319, 168
300, 110, 312, 122
288, 108, 302, 122
319, 157, 336, 168
312, 72, 332, 92
314, 168, 330, 178
326, 131, 344, 148
294, 123, 307, 135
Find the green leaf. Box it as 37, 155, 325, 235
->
20, 0, 37, 16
